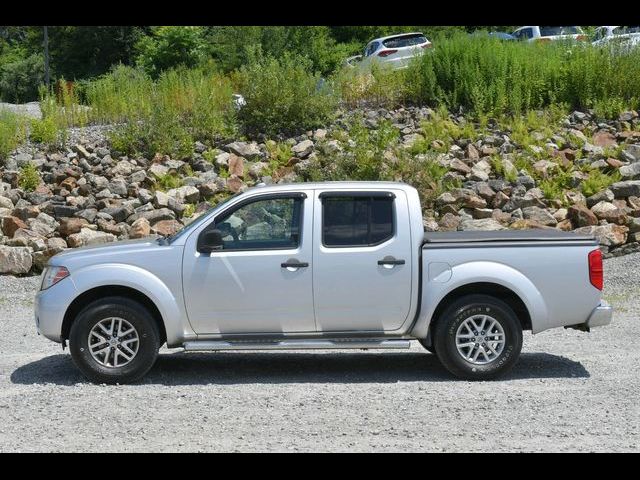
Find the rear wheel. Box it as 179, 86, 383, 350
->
69, 297, 160, 384
433, 294, 522, 380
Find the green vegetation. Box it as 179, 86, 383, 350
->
0, 110, 27, 161
154, 173, 184, 191
29, 116, 59, 145
18, 162, 40, 191
581, 169, 622, 197
236, 53, 338, 136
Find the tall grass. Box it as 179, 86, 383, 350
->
85, 65, 237, 158
403, 34, 640, 117
0, 110, 27, 162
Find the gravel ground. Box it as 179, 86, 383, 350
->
0, 254, 638, 452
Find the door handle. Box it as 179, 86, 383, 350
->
281, 260, 309, 269
378, 256, 405, 266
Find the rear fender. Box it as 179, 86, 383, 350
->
411, 261, 549, 338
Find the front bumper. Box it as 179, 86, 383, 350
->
34, 275, 78, 343
585, 300, 614, 329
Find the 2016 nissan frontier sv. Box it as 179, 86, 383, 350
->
34, 182, 613, 383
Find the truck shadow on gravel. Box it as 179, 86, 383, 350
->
11, 351, 589, 386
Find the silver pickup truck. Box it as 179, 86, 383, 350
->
35, 181, 613, 384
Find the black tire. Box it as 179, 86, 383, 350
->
418, 339, 437, 354
433, 294, 522, 380
69, 296, 160, 384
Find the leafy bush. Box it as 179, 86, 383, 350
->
236, 53, 338, 137
0, 111, 27, 161
29, 117, 60, 145
18, 162, 41, 192
581, 169, 621, 197
135, 26, 208, 77
155, 173, 184, 191
0, 53, 44, 102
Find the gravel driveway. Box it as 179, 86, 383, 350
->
0, 254, 638, 452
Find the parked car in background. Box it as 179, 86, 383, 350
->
592, 26, 640, 49
345, 32, 432, 71
512, 26, 587, 43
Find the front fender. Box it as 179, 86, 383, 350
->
411, 260, 549, 338
70, 263, 192, 346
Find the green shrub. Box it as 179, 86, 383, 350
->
581, 169, 621, 197
236, 53, 338, 136
135, 26, 208, 77
0, 53, 44, 103
155, 173, 184, 191
29, 117, 60, 145
18, 162, 41, 192
0, 111, 27, 161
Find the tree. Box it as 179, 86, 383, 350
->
135, 26, 208, 77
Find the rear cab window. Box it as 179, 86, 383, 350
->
540, 26, 581, 36
382, 34, 428, 49
320, 192, 395, 247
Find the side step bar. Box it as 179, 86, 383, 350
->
183, 339, 411, 352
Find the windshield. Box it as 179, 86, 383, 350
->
164, 192, 241, 244
540, 26, 582, 36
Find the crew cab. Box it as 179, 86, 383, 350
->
35, 182, 613, 383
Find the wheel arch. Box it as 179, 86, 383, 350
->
61, 285, 167, 345
410, 260, 549, 339
430, 283, 532, 333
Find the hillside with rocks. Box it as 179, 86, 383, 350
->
2, 106, 640, 275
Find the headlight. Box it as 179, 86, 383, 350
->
41, 266, 70, 290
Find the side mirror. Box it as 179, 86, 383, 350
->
197, 229, 224, 254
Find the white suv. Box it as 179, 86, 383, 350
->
346, 32, 433, 71
512, 26, 587, 43
592, 26, 640, 49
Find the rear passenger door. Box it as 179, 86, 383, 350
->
312, 190, 413, 333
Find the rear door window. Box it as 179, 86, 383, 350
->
321, 194, 394, 247
540, 26, 581, 36
382, 34, 427, 48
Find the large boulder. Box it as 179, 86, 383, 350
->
0, 246, 33, 274
152, 219, 183, 237
292, 140, 314, 159
129, 218, 151, 239
610, 181, 640, 198
67, 228, 116, 248
522, 206, 557, 227
166, 185, 200, 204
458, 218, 506, 231
1, 216, 27, 238
591, 201, 628, 225
58, 217, 89, 237
567, 204, 598, 227
573, 224, 628, 247
225, 141, 261, 160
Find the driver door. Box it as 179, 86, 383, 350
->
182, 191, 316, 335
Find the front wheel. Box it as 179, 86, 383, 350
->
69, 297, 160, 384
433, 294, 522, 380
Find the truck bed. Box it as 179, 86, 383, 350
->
423, 229, 597, 246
